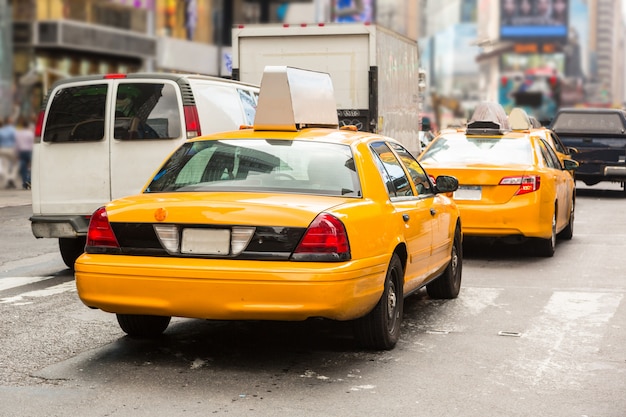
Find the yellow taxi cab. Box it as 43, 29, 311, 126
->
74, 66, 462, 350
418, 103, 578, 257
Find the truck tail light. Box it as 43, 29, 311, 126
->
86, 207, 120, 250
291, 214, 351, 262
499, 175, 541, 195
184, 105, 201, 138
34, 110, 45, 139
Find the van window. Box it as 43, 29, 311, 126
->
114, 83, 182, 140
43, 84, 107, 143
238, 88, 258, 125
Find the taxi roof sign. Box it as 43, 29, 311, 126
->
466, 102, 510, 135
253, 66, 339, 131
509, 107, 532, 131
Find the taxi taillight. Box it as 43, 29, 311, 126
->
86, 207, 120, 249
184, 105, 201, 138
499, 175, 541, 195
292, 213, 351, 262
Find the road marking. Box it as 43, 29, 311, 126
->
0, 276, 56, 292
493, 291, 623, 389
0, 280, 76, 305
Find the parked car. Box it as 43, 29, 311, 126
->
74, 66, 462, 351
549, 107, 626, 195
419, 103, 578, 257
31, 72, 259, 268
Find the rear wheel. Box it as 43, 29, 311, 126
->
59, 237, 86, 270
116, 314, 171, 338
535, 210, 556, 257
558, 198, 574, 240
427, 227, 462, 299
354, 254, 404, 350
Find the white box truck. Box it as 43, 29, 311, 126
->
231, 23, 425, 156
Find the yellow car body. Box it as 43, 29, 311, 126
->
75, 126, 462, 350
419, 123, 577, 257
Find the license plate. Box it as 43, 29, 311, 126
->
181, 228, 230, 254
454, 186, 482, 201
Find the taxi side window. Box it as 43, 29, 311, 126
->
388, 142, 433, 196
549, 132, 568, 154
538, 139, 561, 169
370, 141, 414, 198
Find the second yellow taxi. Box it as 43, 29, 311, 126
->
419, 103, 578, 257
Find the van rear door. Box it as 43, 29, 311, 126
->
109, 79, 186, 200
34, 81, 111, 216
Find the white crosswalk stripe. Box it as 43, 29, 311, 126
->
0, 276, 76, 306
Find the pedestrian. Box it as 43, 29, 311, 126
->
0, 116, 19, 189
14, 115, 35, 190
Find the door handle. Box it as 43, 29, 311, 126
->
402, 214, 410, 222
430, 208, 436, 216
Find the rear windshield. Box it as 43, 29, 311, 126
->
146, 139, 361, 197
43, 84, 107, 142
43, 82, 182, 143
420, 134, 533, 166
551, 111, 626, 135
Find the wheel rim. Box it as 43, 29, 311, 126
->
386, 278, 399, 334
450, 243, 461, 290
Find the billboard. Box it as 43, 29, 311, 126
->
500, 0, 568, 40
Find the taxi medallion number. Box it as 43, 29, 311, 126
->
181, 228, 230, 254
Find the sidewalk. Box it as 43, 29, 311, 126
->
0, 188, 32, 208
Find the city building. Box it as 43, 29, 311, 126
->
2, 0, 421, 120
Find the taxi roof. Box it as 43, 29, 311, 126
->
253, 66, 339, 132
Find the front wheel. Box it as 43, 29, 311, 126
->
116, 314, 171, 338
59, 237, 86, 270
354, 254, 404, 350
427, 227, 462, 299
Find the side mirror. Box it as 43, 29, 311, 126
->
434, 175, 459, 193
568, 146, 579, 154
563, 159, 579, 171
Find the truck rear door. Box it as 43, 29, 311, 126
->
35, 81, 111, 216
109, 80, 186, 200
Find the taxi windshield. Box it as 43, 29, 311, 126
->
145, 139, 361, 197
420, 134, 533, 166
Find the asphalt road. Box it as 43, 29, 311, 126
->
0, 184, 624, 417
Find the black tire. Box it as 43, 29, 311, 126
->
535, 210, 556, 257
427, 227, 462, 299
354, 254, 404, 350
116, 314, 171, 338
558, 198, 574, 240
59, 237, 87, 270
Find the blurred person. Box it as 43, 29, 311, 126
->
518, 0, 533, 16
502, 0, 517, 25
0, 116, 19, 189
535, 0, 551, 18
14, 116, 34, 190
552, 0, 567, 24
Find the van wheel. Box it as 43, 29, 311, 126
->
116, 314, 171, 338
354, 254, 404, 350
59, 237, 86, 270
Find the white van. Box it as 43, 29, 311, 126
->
30, 73, 259, 268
